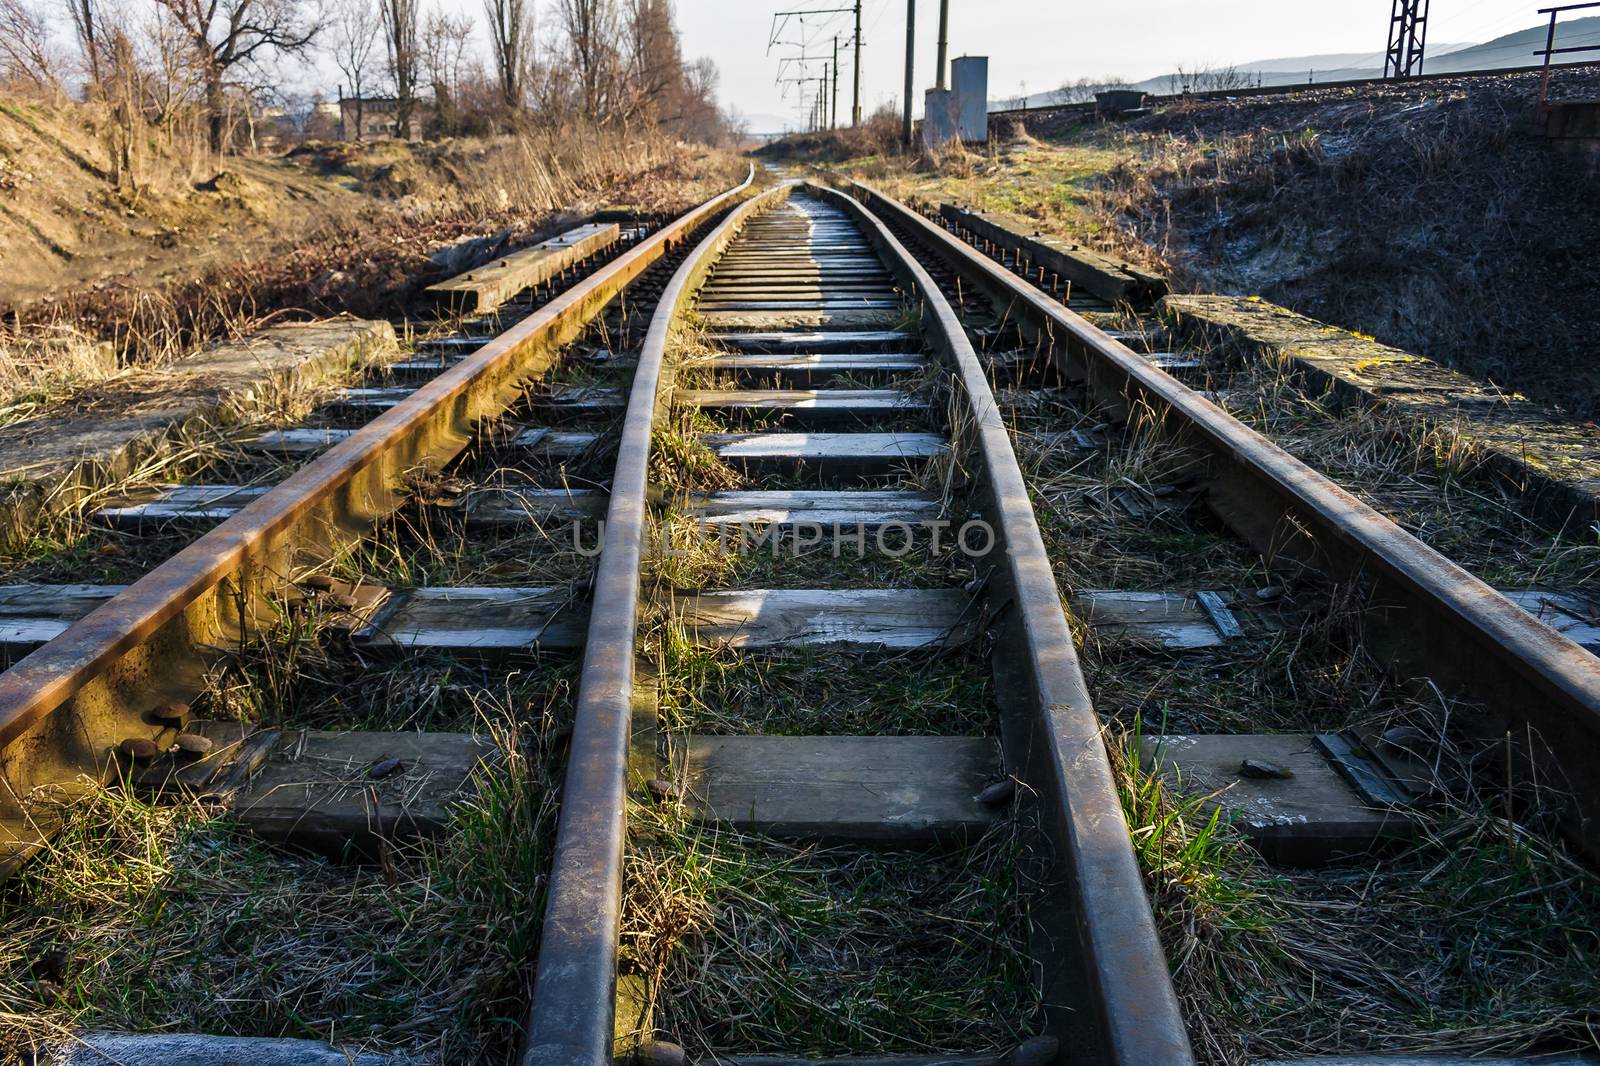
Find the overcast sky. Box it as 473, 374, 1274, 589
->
657, 0, 1559, 129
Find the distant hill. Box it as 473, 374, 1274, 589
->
999, 17, 1600, 107
1429, 15, 1600, 72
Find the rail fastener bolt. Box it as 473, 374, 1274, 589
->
634, 1040, 686, 1066
367, 757, 406, 780
977, 778, 1018, 807
149, 702, 191, 729
118, 737, 160, 762
174, 733, 214, 758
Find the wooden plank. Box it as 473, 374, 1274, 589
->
0, 584, 123, 656
352, 586, 586, 652
673, 588, 977, 649
244, 427, 354, 455
697, 309, 905, 331
40, 1033, 423, 1065
683, 489, 941, 529
95, 483, 273, 526
700, 281, 897, 294
681, 735, 999, 842
452, 486, 606, 527
696, 298, 903, 311
327, 385, 414, 415
525, 385, 627, 419
426, 222, 620, 314
1498, 590, 1600, 655
415, 335, 488, 356
231, 729, 497, 855
704, 431, 947, 465
1145, 352, 1203, 373
706, 330, 916, 353
678, 389, 922, 425
387, 357, 463, 381
1071, 590, 1238, 650
505, 427, 603, 458
706, 271, 893, 284
697, 351, 925, 384
1141, 734, 1414, 864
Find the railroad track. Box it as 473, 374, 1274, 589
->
2, 164, 1599, 1065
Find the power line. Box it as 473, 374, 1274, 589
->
772, 3, 866, 126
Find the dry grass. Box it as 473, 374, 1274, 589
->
1113, 715, 1600, 1064
0, 681, 566, 1062
1092, 84, 1600, 416
1005, 339, 1600, 1064
1200, 356, 1600, 590
621, 798, 1039, 1059
617, 287, 1039, 1055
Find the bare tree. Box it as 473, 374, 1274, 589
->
422, 6, 473, 132
1054, 76, 1134, 105
328, 0, 379, 139
0, 0, 60, 90
621, 0, 677, 122
483, 0, 530, 110
379, 0, 418, 138
1169, 64, 1251, 95
64, 0, 105, 87
153, 0, 322, 152
556, 0, 620, 121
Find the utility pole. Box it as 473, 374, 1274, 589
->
934, 0, 949, 90
832, 35, 840, 128
852, 0, 863, 126
902, 0, 916, 145
1384, 0, 1429, 78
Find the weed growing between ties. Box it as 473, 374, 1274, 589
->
1084, 304, 1600, 592
1018, 402, 1268, 594
653, 616, 993, 738
1111, 724, 1600, 1064
625, 315, 1036, 1054
0, 685, 566, 1061
621, 798, 1040, 1058
1200, 355, 1600, 590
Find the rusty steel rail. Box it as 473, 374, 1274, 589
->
0, 166, 755, 819
841, 177, 1600, 855
520, 181, 792, 1066
813, 183, 1193, 1063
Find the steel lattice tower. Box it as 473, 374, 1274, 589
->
1385, 0, 1430, 78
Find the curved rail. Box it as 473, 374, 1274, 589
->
521, 179, 791, 1066
814, 183, 1193, 1063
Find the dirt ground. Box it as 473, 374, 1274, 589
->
0, 98, 745, 325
